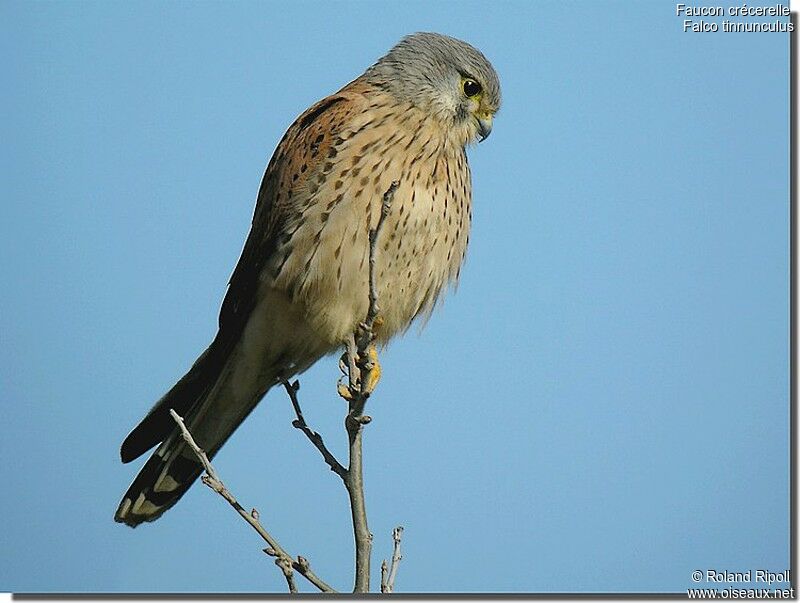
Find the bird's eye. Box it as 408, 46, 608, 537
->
463, 79, 482, 98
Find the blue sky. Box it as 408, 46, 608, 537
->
0, 0, 791, 594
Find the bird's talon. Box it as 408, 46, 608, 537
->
337, 382, 355, 401
362, 345, 382, 395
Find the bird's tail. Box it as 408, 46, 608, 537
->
115, 339, 274, 527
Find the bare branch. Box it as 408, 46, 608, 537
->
365, 180, 398, 332
170, 409, 336, 594
344, 417, 371, 593
381, 526, 404, 593
282, 381, 348, 481
346, 182, 399, 592
380, 559, 389, 593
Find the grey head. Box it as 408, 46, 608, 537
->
365, 32, 501, 145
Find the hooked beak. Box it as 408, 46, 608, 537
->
477, 114, 493, 142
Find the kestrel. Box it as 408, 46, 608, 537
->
115, 32, 501, 527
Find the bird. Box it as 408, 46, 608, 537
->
115, 32, 501, 527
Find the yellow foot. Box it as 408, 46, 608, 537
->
337, 382, 354, 402
361, 344, 381, 395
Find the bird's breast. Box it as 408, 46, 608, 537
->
267, 112, 473, 349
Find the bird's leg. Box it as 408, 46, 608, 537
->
346, 333, 359, 388
337, 334, 359, 402
360, 343, 381, 396
357, 315, 383, 397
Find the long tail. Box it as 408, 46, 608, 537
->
115, 338, 275, 527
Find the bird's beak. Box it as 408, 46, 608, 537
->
477, 114, 493, 142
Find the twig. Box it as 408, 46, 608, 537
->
381, 526, 404, 593
170, 409, 336, 594
283, 380, 348, 481
364, 180, 398, 334
345, 181, 398, 592
344, 413, 371, 593
380, 559, 389, 593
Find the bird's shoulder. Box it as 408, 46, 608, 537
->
217, 79, 385, 335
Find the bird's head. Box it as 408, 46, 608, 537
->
366, 32, 501, 147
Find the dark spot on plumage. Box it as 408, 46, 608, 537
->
310, 133, 324, 156
324, 162, 334, 172
326, 194, 342, 210
327, 147, 338, 159
360, 176, 369, 186
298, 96, 345, 132
320, 211, 329, 223
274, 250, 292, 278
334, 180, 344, 190
301, 163, 307, 173
355, 188, 363, 198
289, 217, 306, 234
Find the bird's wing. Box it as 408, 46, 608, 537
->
119, 82, 369, 463
219, 81, 371, 338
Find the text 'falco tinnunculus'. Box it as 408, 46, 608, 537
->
116, 32, 501, 527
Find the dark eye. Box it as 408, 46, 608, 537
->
463, 79, 482, 97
